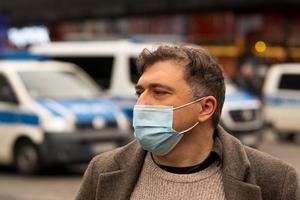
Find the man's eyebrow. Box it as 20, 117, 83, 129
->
135, 83, 174, 91
135, 84, 143, 90
149, 83, 174, 91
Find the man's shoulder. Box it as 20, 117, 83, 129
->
244, 145, 298, 196
218, 126, 298, 198
89, 140, 143, 173
218, 126, 296, 175
244, 145, 295, 173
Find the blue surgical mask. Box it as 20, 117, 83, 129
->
133, 97, 205, 155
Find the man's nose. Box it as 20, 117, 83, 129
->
136, 91, 153, 105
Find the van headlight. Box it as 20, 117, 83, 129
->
42, 117, 74, 133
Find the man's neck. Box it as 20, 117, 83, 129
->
152, 125, 214, 167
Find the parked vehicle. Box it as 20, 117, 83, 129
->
263, 63, 300, 142
221, 79, 263, 147
30, 40, 151, 119
30, 40, 264, 147
0, 60, 131, 174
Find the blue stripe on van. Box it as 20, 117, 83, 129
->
36, 98, 119, 122
122, 108, 133, 119
266, 96, 300, 106
0, 111, 39, 126
109, 97, 136, 120
225, 91, 257, 102
55, 99, 117, 122
35, 99, 63, 117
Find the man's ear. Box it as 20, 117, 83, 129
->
197, 96, 217, 122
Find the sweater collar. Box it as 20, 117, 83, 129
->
114, 125, 251, 181
108, 125, 261, 200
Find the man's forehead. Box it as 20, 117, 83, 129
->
139, 60, 185, 81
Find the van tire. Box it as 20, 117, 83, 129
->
14, 140, 41, 175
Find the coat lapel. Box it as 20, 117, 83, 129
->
217, 126, 262, 200
96, 170, 126, 200
222, 175, 262, 200
96, 142, 147, 200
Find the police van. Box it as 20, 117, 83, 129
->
263, 63, 300, 142
30, 40, 264, 147
222, 78, 263, 146
0, 60, 130, 174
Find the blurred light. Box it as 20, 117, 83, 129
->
254, 41, 267, 53
8, 26, 50, 49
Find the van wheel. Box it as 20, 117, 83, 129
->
14, 140, 41, 175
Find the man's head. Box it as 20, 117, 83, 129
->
135, 45, 225, 129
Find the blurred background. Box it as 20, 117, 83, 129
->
0, 0, 300, 199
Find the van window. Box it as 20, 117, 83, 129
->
278, 74, 300, 91
129, 57, 139, 84
53, 57, 114, 90
0, 74, 18, 104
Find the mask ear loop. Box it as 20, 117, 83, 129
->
173, 97, 206, 134
173, 96, 206, 110
178, 121, 199, 134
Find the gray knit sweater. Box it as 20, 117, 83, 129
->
130, 153, 226, 200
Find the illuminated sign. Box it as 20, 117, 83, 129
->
8, 26, 50, 49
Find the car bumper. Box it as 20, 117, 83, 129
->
38, 128, 132, 165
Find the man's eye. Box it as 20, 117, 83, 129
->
154, 90, 168, 95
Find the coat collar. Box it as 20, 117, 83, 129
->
96, 141, 147, 200
217, 126, 262, 200
96, 126, 262, 200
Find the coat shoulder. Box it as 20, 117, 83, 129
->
244, 146, 299, 200
75, 141, 144, 200
90, 140, 143, 173
245, 146, 295, 172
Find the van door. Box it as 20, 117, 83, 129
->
273, 73, 300, 130
0, 73, 20, 163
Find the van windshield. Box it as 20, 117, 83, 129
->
18, 70, 101, 99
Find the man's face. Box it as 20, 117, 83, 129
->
135, 60, 202, 132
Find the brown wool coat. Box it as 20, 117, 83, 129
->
76, 126, 300, 200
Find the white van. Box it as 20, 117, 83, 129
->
263, 63, 300, 141
30, 40, 153, 119
30, 40, 264, 147
0, 60, 130, 174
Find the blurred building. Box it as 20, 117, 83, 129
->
1, 0, 300, 81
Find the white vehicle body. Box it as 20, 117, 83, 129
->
31, 40, 153, 97
30, 40, 264, 147
0, 60, 130, 174
222, 79, 263, 146
263, 63, 300, 137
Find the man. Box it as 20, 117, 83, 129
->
76, 45, 299, 200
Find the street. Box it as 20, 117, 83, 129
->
0, 129, 300, 200
259, 129, 300, 175
0, 166, 83, 200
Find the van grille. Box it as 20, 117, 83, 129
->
76, 121, 117, 130
229, 109, 257, 122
